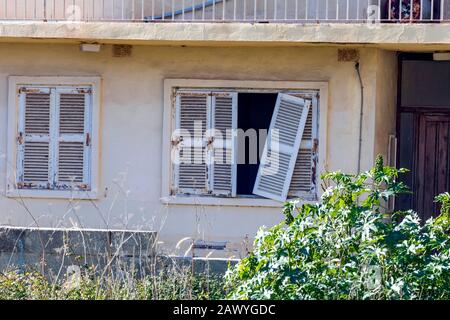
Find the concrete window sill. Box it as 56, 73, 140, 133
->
160, 196, 317, 208
6, 188, 99, 200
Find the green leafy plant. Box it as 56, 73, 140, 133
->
0, 270, 53, 300
225, 156, 450, 300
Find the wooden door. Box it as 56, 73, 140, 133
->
415, 113, 450, 220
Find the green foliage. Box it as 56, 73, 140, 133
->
226, 156, 450, 300
436, 192, 450, 216
0, 270, 53, 300
0, 265, 226, 300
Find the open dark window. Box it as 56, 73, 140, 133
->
236, 93, 276, 196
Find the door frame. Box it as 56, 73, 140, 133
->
396, 53, 450, 217
396, 52, 450, 170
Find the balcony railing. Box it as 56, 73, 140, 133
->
0, 0, 449, 23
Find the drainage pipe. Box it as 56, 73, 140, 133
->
355, 62, 364, 174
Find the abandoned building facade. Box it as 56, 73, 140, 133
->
1, 0, 450, 258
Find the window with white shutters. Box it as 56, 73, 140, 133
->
16, 86, 92, 191
172, 90, 238, 197
170, 88, 318, 202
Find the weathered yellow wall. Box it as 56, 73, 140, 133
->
374, 49, 398, 162
0, 43, 396, 257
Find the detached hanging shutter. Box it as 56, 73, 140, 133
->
289, 95, 318, 198
17, 87, 52, 189
172, 91, 209, 195
209, 92, 237, 197
253, 94, 311, 202
55, 88, 91, 190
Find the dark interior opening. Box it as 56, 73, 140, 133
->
236, 93, 277, 196
397, 112, 414, 211
397, 54, 450, 219
401, 60, 450, 107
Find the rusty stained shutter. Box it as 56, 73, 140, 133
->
16, 86, 92, 191
17, 87, 52, 189
208, 92, 237, 197
172, 91, 210, 195
253, 93, 311, 202
55, 88, 92, 190
288, 93, 319, 199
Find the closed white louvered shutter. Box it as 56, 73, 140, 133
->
209, 92, 237, 197
172, 91, 210, 195
253, 93, 311, 202
55, 88, 91, 190
16, 86, 92, 191
289, 94, 318, 198
17, 87, 52, 189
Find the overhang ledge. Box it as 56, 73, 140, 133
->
1, 21, 450, 49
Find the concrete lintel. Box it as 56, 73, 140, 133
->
2, 21, 450, 50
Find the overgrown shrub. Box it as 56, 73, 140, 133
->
0, 265, 226, 300
225, 156, 450, 300
0, 270, 53, 300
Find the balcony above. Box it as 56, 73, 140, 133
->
1, 0, 450, 50
1, 0, 450, 23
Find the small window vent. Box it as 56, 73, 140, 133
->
338, 49, 360, 62
112, 45, 132, 58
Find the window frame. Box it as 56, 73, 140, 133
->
161, 79, 328, 207
6, 76, 102, 200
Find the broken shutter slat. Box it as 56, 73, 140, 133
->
209, 92, 237, 197
173, 91, 210, 195
17, 87, 52, 189
253, 93, 311, 202
55, 89, 91, 189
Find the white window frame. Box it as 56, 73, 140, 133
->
6, 76, 102, 199
161, 79, 329, 207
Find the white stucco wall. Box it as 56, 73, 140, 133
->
0, 43, 396, 258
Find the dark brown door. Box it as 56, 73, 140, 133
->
415, 113, 450, 220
